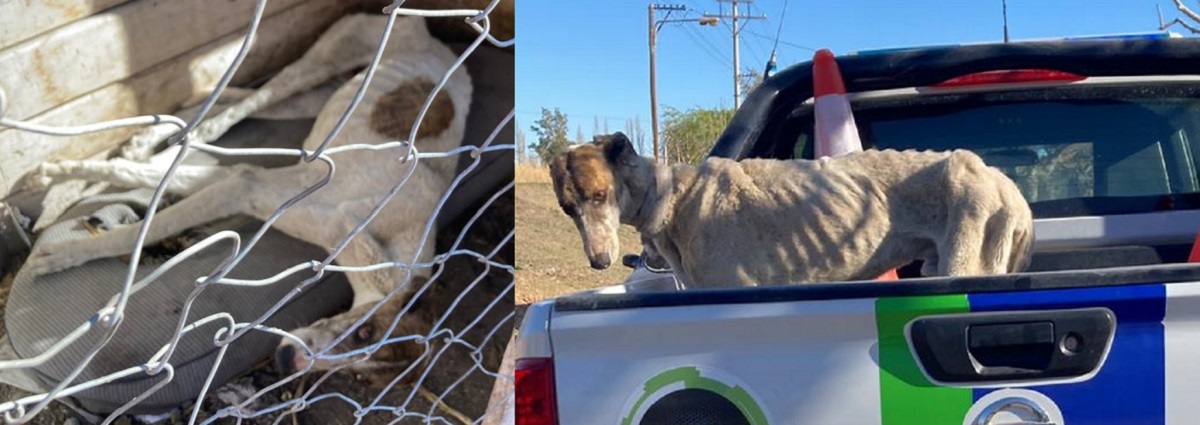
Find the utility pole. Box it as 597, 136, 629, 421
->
648, 3, 711, 164
706, 0, 765, 109
649, 4, 666, 163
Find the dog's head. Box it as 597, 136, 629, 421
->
549, 132, 643, 270
275, 290, 433, 388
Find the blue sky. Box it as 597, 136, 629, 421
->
516, 0, 1189, 143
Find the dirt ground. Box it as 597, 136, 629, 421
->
0, 188, 513, 424
513, 165, 642, 327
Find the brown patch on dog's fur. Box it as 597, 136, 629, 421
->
549, 144, 615, 216
369, 77, 455, 141
548, 154, 577, 215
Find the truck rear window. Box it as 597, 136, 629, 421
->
784, 85, 1200, 218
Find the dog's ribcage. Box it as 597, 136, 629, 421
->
261, 54, 472, 302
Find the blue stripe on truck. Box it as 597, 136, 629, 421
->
968, 284, 1166, 424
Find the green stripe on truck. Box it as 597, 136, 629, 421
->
876, 295, 973, 425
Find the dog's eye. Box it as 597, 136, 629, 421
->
354, 324, 374, 344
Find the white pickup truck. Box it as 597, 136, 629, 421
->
516, 34, 1200, 425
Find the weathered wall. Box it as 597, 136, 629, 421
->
0, 0, 354, 200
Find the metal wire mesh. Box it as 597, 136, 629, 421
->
0, 0, 514, 423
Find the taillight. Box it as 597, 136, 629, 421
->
933, 69, 1085, 88
515, 357, 559, 425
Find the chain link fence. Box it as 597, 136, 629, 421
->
0, 0, 514, 423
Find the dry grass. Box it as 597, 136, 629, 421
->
515, 180, 641, 306
515, 164, 551, 184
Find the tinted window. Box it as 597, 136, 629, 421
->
777, 85, 1200, 218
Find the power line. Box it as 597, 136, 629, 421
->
682, 0, 709, 15
760, 0, 790, 78
740, 4, 772, 69
652, 8, 730, 68
679, 20, 734, 68
705, 0, 766, 108
771, 0, 789, 52
740, 31, 769, 66
745, 29, 816, 52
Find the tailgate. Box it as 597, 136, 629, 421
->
550, 276, 1200, 425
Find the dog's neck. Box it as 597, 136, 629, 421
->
620, 156, 698, 237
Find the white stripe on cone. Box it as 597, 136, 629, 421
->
814, 93, 863, 158
812, 49, 898, 281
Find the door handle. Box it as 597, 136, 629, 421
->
908, 308, 1115, 384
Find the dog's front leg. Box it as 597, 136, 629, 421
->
21, 170, 260, 277
920, 256, 940, 277
119, 89, 257, 161
27, 159, 246, 197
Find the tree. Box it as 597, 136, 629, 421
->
530, 107, 570, 161
624, 116, 649, 156
1162, 0, 1200, 33
575, 124, 585, 144
515, 118, 527, 164
661, 106, 735, 165
739, 67, 764, 102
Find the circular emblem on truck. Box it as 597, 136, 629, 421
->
620, 366, 770, 425
964, 389, 1064, 425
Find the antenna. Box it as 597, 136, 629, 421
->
1002, 0, 1010, 43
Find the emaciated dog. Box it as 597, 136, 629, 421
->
20, 15, 469, 383
549, 132, 1034, 288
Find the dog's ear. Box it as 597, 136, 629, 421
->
603, 132, 638, 166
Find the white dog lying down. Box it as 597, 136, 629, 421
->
550, 133, 1034, 288
20, 15, 470, 381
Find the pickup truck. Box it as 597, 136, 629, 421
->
516, 34, 1200, 425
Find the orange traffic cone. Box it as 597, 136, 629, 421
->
813, 49, 862, 159
812, 49, 899, 281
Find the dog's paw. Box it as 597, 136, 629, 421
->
119, 142, 153, 162
19, 173, 52, 192
120, 124, 177, 161
18, 163, 59, 191
21, 160, 88, 191
82, 215, 112, 236
21, 246, 89, 277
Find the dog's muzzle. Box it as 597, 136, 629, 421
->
275, 344, 308, 374
590, 252, 611, 270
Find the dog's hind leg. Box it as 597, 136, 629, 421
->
21, 168, 278, 276
980, 208, 1018, 275
939, 229, 985, 277
1007, 222, 1034, 273
937, 151, 1005, 277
